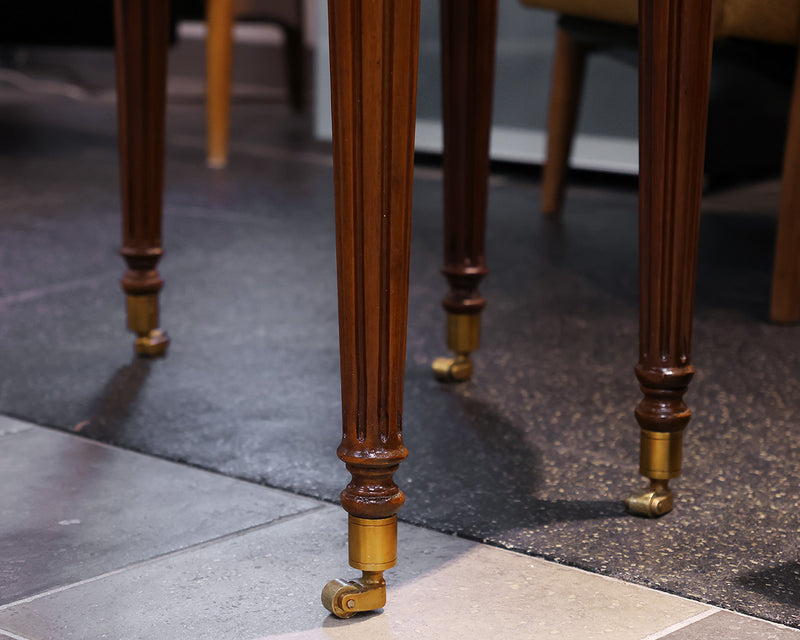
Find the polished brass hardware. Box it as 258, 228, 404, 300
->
322, 515, 396, 618
348, 515, 397, 571
321, 572, 387, 618
627, 430, 682, 516
626, 479, 674, 517
432, 354, 473, 382
639, 430, 682, 479
433, 313, 480, 382
126, 294, 169, 357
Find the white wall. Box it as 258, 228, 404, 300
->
312, 0, 639, 174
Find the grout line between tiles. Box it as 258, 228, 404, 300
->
639, 608, 720, 640
0, 503, 330, 612
0, 628, 34, 640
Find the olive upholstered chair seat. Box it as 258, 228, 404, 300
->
520, 0, 800, 44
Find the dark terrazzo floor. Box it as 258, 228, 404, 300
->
0, 88, 799, 627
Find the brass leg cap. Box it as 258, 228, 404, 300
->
432, 355, 473, 383
134, 329, 169, 358
625, 485, 674, 518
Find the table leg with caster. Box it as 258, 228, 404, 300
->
113, 0, 170, 358
626, 0, 713, 517
432, 0, 498, 383
321, 0, 420, 617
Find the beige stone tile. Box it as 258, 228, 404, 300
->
659, 611, 800, 640
0, 507, 711, 640
266, 546, 712, 640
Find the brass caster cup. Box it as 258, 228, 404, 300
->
134, 329, 169, 358
432, 313, 480, 383
432, 355, 472, 382
127, 294, 169, 358
322, 515, 396, 618
625, 482, 674, 518
321, 573, 386, 619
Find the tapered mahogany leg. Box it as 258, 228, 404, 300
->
770, 47, 800, 324
114, 0, 170, 357
320, 0, 420, 618
625, 0, 714, 517
432, 0, 498, 383
206, 0, 235, 169
541, 26, 588, 217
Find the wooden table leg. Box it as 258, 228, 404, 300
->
321, 0, 420, 619
114, 0, 170, 358
432, 0, 498, 383
626, 0, 714, 517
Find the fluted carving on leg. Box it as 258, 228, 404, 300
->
627, 0, 713, 517
322, 0, 420, 618
433, 0, 498, 383
328, 0, 418, 521
114, 0, 170, 357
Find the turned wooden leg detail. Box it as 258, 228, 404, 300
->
114, 0, 170, 358
432, 0, 498, 383
206, 0, 235, 169
770, 46, 800, 324
626, 0, 713, 517
321, 0, 420, 618
541, 26, 587, 217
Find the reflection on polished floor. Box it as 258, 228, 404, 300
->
0, 49, 799, 636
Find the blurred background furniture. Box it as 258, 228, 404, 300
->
204, 0, 305, 168
521, 0, 800, 324
434, 0, 800, 520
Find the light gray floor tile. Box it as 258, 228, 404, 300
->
0, 507, 711, 640
661, 611, 800, 639
0, 424, 320, 605
0, 416, 32, 437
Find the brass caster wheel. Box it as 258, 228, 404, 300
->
321, 572, 387, 619
432, 354, 473, 382
321, 578, 362, 619
134, 329, 169, 358
625, 480, 674, 517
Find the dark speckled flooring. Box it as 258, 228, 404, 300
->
0, 87, 798, 628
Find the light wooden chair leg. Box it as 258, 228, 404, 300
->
541, 26, 587, 217
769, 47, 800, 324
206, 0, 234, 169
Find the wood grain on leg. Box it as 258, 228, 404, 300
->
432, 0, 498, 383
114, 0, 170, 358
321, 0, 420, 619
626, 0, 714, 517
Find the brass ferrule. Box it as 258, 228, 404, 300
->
639, 430, 683, 480
446, 313, 480, 355
348, 515, 397, 572
126, 294, 159, 336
